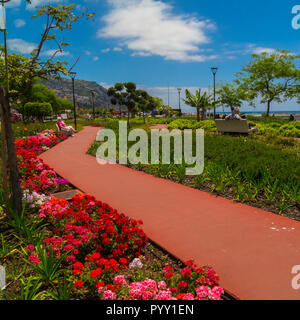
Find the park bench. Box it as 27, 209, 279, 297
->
215, 119, 257, 134
55, 123, 72, 136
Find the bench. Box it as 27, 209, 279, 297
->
215, 119, 257, 134
55, 123, 72, 136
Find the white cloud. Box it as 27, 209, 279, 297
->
7, 38, 37, 54
26, 0, 61, 10
98, 0, 217, 62
252, 47, 276, 55
14, 19, 26, 28
113, 47, 122, 52
93, 56, 99, 61
85, 50, 92, 55
101, 48, 110, 53
7, 39, 70, 57
42, 49, 70, 57
5, 0, 63, 10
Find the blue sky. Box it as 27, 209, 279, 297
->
3, 0, 300, 112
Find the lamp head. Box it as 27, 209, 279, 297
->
70, 71, 77, 79
211, 67, 218, 75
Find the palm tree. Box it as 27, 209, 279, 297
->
183, 89, 213, 122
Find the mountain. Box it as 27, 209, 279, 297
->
43, 78, 113, 109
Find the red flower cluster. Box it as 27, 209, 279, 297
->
39, 194, 148, 262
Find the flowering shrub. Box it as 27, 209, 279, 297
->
38, 194, 148, 261
23, 189, 51, 209
15, 129, 224, 300
15, 130, 69, 194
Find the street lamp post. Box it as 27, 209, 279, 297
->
70, 71, 77, 131
177, 88, 182, 116
211, 67, 218, 119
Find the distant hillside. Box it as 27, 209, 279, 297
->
42, 78, 114, 109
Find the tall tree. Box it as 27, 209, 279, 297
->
235, 49, 300, 116
216, 83, 245, 113
0, 2, 94, 215
183, 89, 213, 121
107, 82, 140, 127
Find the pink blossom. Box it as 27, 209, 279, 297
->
158, 281, 167, 290
103, 290, 116, 300
113, 275, 128, 286
156, 291, 171, 300
196, 286, 211, 300
183, 293, 195, 300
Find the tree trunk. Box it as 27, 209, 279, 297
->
196, 108, 200, 122
0, 86, 23, 216
0, 103, 10, 215
201, 108, 205, 121
267, 100, 272, 117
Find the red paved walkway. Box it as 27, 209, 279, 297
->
40, 126, 300, 300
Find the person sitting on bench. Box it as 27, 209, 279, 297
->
225, 107, 242, 120
57, 117, 76, 136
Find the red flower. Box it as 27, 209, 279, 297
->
164, 265, 173, 272
181, 267, 192, 277
165, 272, 174, 278
74, 280, 84, 288
177, 281, 188, 289
73, 262, 84, 270
89, 268, 102, 278
95, 281, 105, 288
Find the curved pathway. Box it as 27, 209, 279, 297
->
40, 126, 300, 300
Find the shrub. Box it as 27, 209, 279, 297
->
24, 102, 53, 120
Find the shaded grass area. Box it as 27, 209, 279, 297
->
88, 119, 300, 220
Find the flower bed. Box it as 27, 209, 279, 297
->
2, 129, 224, 300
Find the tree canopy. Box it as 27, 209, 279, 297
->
183, 89, 213, 121
235, 49, 300, 116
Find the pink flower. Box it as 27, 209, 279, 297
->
158, 281, 167, 290
142, 290, 156, 300
183, 293, 195, 300
196, 286, 211, 300
156, 291, 171, 300
129, 288, 143, 300
103, 290, 116, 300
143, 279, 158, 292
208, 286, 224, 300
66, 255, 75, 263
26, 245, 34, 252
28, 254, 41, 265
64, 244, 73, 252
113, 275, 128, 286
